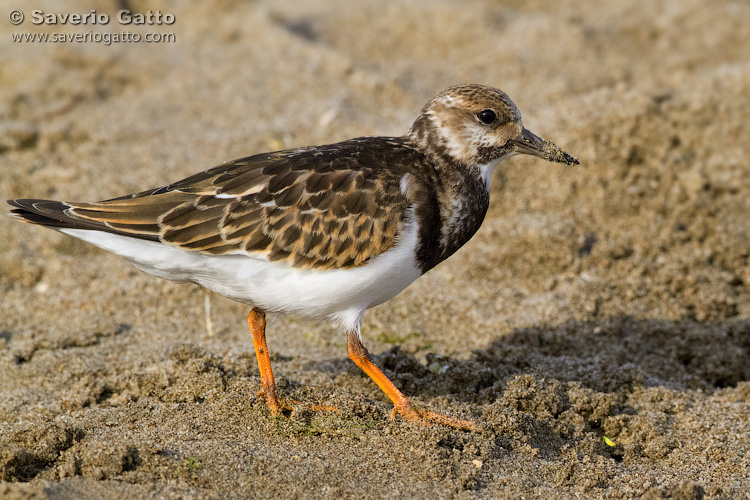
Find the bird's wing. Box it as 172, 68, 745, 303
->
8, 139, 417, 270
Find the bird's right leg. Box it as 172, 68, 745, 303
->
248, 308, 282, 414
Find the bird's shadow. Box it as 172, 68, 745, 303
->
311, 315, 750, 403
299, 315, 749, 460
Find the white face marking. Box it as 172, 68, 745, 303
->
425, 103, 510, 167
407, 85, 528, 168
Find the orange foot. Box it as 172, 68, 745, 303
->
393, 400, 479, 431
248, 309, 341, 416
248, 308, 478, 431
248, 308, 283, 415
347, 329, 479, 432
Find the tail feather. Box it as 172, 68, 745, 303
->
7, 198, 160, 241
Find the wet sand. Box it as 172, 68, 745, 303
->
1, 0, 749, 498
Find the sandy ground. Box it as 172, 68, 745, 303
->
1, 0, 749, 498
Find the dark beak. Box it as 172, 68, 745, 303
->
510, 128, 579, 165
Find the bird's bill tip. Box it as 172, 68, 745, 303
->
512, 128, 579, 166
541, 141, 580, 165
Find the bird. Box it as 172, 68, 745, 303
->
7, 84, 578, 431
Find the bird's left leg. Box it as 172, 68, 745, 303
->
346, 329, 478, 431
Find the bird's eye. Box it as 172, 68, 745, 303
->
477, 108, 498, 125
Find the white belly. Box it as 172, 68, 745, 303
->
60, 214, 422, 332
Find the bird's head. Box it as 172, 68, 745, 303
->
407, 84, 579, 173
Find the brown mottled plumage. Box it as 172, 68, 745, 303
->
13, 140, 417, 270
8, 84, 579, 430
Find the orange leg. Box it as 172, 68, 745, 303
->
248, 308, 282, 415
247, 309, 340, 415
346, 330, 478, 431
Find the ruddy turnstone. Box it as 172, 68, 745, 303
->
8, 84, 578, 431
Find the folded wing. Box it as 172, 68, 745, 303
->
8, 140, 415, 270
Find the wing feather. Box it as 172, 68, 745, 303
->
9, 138, 422, 270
